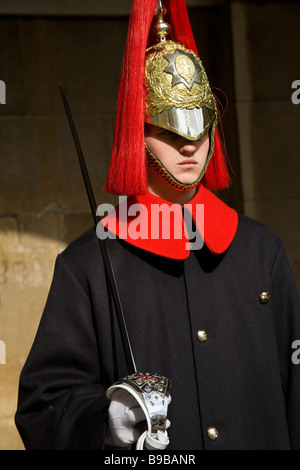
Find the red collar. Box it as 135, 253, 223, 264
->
100, 186, 238, 260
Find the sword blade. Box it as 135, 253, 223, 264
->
58, 83, 98, 225
58, 83, 137, 375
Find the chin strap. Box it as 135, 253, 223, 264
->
107, 373, 171, 450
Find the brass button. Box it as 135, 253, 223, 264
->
207, 426, 219, 441
259, 292, 271, 304
197, 330, 208, 342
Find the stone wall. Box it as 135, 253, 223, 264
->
0, 0, 299, 450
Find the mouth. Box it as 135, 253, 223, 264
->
179, 159, 197, 167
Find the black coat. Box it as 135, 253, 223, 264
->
15, 213, 300, 450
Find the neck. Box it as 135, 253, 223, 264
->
147, 166, 196, 205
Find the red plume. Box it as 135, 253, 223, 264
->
104, 0, 157, 195
165, 0, 198, 54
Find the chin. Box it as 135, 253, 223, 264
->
177, 176, 199, 186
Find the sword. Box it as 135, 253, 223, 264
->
58, 83, 137, 375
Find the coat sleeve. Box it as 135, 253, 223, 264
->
15, 253, 110, 450
271, 242, 300, 449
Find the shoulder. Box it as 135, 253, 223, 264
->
58, 227, 103, 279
233, 213, 282, 263
237, 213, 280, 243
62, 227, 99, 258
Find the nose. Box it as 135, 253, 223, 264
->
179, 141, 197, 156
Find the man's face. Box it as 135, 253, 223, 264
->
145, 124, 210, 186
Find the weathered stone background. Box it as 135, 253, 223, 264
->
0, 0, 299, 450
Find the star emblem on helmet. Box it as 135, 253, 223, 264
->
163, 49, 202, 90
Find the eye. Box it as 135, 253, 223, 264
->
159, 129, 174, 137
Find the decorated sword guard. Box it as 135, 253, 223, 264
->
107, 372, 171, 450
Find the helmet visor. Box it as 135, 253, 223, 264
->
148, 106, 216, 141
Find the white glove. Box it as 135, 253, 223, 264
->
104, 388, 146, 448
